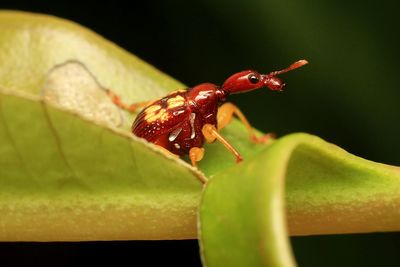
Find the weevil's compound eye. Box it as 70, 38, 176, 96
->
248, 74, 260, 84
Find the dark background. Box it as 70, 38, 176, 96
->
1, 1, 399, 266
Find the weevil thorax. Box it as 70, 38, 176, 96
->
186, 83, 220, 125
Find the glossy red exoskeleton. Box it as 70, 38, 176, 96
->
108, 60, 308, 167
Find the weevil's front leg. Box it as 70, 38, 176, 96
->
217, 102, 275, 144
202, 124, 243, 163
106, 89, 153, 113
189, 147, 205, 167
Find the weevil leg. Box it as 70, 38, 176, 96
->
217, 102, 275, 144
106, 89, 153, 113
189, 147, 205, 167
202, 124, 243, 163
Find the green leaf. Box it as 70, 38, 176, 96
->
199, 133, 400, 267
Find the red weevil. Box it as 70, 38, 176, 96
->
107, 59, 308, 167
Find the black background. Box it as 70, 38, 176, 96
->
1, 1, 399, 266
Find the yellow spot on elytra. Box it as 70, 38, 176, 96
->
144, 107, 171, 123
167, 95, 185, 109
160, 110, 170, 121
144, 104, 161, 114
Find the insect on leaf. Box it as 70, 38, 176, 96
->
1, 11, 400, 267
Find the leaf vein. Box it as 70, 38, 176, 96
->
0, 94, 34, 180
41, 101, 80, 181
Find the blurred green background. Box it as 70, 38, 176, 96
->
1, 0, 399, 266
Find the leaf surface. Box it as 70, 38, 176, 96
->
199, 133, 400, 267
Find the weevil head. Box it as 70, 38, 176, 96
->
220, 59, 308, 95
221, 70, 264, 94
221, 70, 285, 94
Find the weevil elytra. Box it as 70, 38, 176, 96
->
107, 60, 308, 167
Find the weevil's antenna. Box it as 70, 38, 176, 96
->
269, 59, 308, 76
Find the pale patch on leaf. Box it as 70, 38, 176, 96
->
42, 61, 124, 128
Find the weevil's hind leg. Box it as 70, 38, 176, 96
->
189, 147, 205, 167
217, 102, 275, 144
202, 124, 243, 163
106, 89, 153, 113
